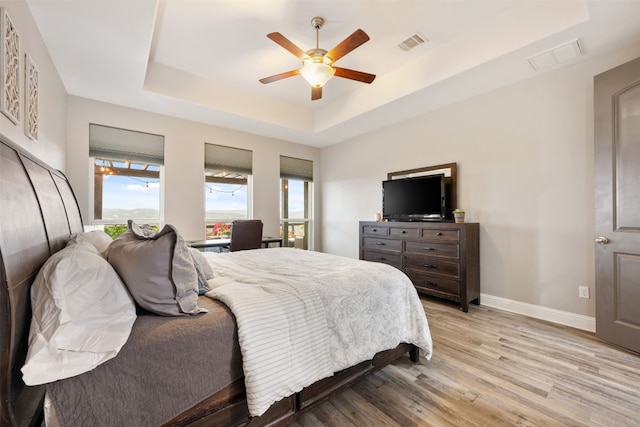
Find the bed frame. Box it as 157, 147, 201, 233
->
0, 133, 418, 427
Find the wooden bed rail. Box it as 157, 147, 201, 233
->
163, 343, 419, 427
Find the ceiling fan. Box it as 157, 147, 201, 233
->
259, 17, 376, 101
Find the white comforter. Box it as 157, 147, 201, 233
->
204, 248, 432, 417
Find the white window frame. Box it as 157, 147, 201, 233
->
280, 156, 314, 250
204, 175, 253, 232
89, 157, 164, 226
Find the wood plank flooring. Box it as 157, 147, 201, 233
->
291, 297, 640, 427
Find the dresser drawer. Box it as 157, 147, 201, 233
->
362, 225, 389, 236
405, 241, 459, 259
390, 227, 418, 238
362, 237, 402, 253
419, 228, 460, 242
407, 271, 460, 297
361, 250, 402, 269
404, 254, 460, 278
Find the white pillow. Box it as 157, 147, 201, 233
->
21, 241, 136, 385
68, 230, 113, 258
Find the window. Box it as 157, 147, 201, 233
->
204, 143, 252, 238
89, 124, 164, 237
280, 156, 313, 249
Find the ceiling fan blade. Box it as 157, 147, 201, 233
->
311, 86, 322, 101
259, 69, 300, 84
333, 67, 376, 84
267, 32, 308, 60
327, 29, 370, 63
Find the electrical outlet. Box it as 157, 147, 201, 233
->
579, 286, 590, 299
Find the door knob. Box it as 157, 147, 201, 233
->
595, 236, 610, 244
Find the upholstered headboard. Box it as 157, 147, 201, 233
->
0, 133, 83, 426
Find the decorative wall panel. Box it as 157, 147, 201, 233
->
1, 8, 20, 125
25, 53, 38, 140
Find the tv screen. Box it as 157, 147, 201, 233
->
382, 175, 445, 221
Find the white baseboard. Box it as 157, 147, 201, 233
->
480, 293, 596, 333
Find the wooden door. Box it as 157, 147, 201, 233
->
594, 57, 640, 353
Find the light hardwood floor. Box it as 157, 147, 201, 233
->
291, 297, 640, 427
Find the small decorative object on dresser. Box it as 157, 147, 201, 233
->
453, 208, 465, 223
359, 221, 480, 312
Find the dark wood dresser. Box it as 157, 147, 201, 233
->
359, 221, 480, 312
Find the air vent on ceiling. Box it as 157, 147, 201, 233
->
527, 39, 584, 72
398, 32, 428, 51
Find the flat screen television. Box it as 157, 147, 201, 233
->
382, 174, 451, 221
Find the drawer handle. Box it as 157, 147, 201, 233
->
423, 281, 437, 287
423, 247, 436, 251
378, 257, 387, 261
375, 242, 386, 246
401, 230, 407, 234
372, 229, 377, 232
423, 264, 438, 269
436, 232, 442, 236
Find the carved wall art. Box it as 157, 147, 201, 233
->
1, 8, 20, 125
25, 53, 38, 140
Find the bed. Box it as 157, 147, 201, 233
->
0, 133, 432, 427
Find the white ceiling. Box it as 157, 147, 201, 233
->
26, 0, 640, 148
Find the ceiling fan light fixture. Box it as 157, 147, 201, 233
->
260, 16, 374, 100
300, 61, 335, 88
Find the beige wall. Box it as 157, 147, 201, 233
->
0, 0, 67, 167
65, 97, 321, 245
320, 44, 640, 318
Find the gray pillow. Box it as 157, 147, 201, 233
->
107, 221, 206, 316
189, 247, 215, 295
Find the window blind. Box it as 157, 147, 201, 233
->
204, 143, 253, 174
280, 156, 313, 181
89, 124, 165, 165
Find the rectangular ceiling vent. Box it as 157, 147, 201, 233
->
398, 32, 428, 52
527, 39, 584, 72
